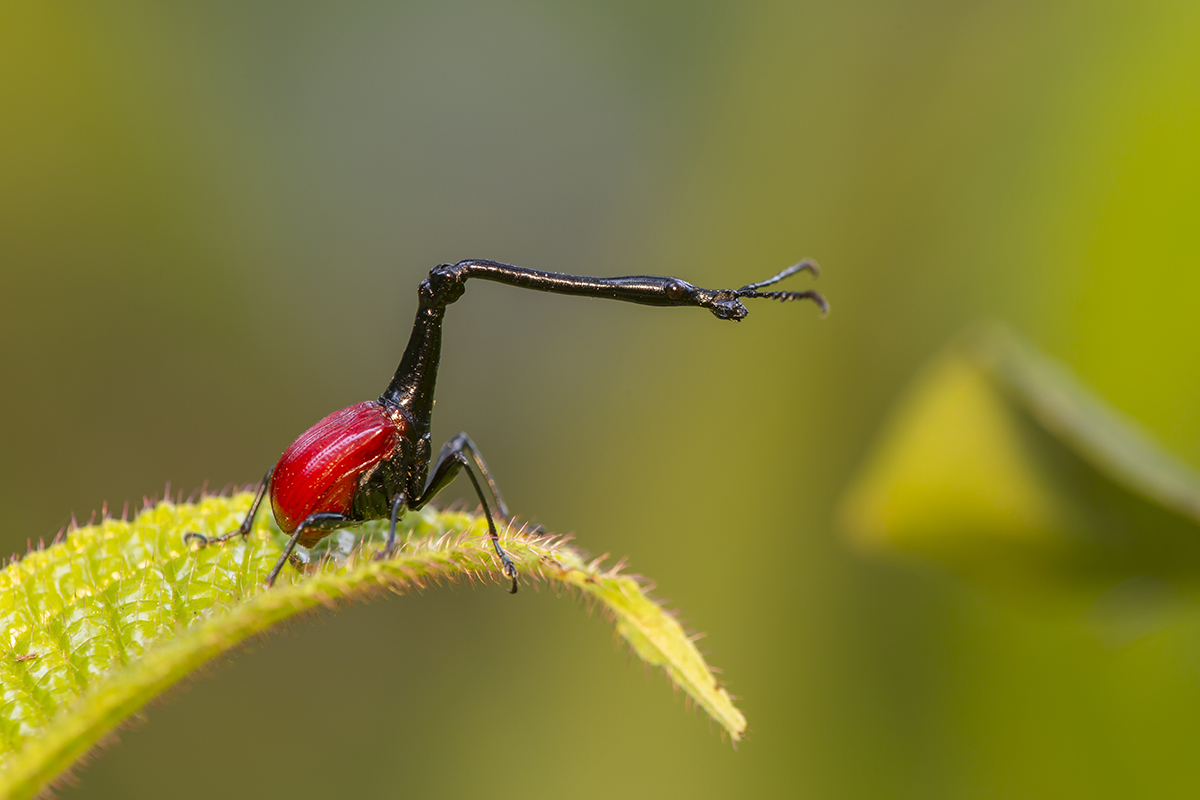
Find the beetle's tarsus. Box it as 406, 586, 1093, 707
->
183, 526, 251, 549
503, 558, 519, 594
489, 536, 519, 595
186, 468, 272, 552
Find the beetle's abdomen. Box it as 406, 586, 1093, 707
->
270, 401, 404, 540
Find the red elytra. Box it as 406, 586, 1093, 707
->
270, 400, 405, 543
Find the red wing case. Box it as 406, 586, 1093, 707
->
270, 400, 403, 540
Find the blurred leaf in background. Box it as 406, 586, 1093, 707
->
842, 325, 1200, 595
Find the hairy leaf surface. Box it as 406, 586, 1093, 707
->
0, 497, 745, 799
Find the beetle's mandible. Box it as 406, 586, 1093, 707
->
186, 258, 828, 591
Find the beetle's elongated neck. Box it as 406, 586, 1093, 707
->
380, 256, 825, 427
380, 301, 445, 433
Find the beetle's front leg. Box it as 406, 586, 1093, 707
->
184, 468, 273, 548
413, 433, 518, 593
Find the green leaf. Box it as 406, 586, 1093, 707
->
0, 497, 745, 799
840, 325, 1200, 591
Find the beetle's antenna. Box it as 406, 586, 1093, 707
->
737, 259, 820, 292
734, 259, 829, 315
737, 288, 829, 314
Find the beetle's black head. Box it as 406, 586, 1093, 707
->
702, 290, 751, 321
657, 279, 750, 320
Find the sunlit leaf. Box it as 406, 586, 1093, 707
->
0, 496, 744, 799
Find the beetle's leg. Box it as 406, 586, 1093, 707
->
414, 436, 518, 593
433, 433, 509, 518
265, 512, 347, 588
184, 468, 273, 547
375, 492, 407, 561
430, 433, 549, 532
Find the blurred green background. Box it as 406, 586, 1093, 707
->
4, 1, 1200, 797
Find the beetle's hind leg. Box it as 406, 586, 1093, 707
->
414, 433, 519, 593
184, 468, 273, 548
265, 512, 348, 587
374, 492, 407, 561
